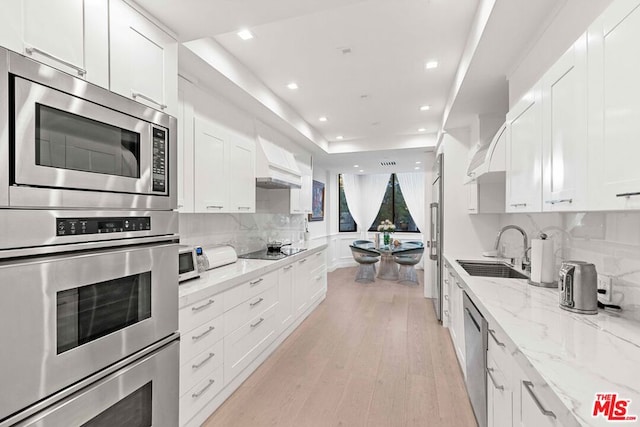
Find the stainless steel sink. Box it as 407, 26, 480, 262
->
457, 260, 529, 279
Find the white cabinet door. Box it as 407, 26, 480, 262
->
194, 118, 228, 213
588, 0, 640, 210
447, 272, 465, 374
109, 0, 178, 115
487, 356, 512, 427
177, 79, 195, 212
0, 1, 22, 53
290, 162, 312, 214
506, 85, 543, 212
293, 258, 311, 318
541, 34, 588, 212
22, 0, 85, 74
228, 136, 256, 213
467, 181, 479, 214
277, 264, 295, 333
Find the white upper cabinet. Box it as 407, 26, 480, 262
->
541, 34, 588, 212
505, 84, 543, 212
290, 161, 312, 214
0, 0, 109, 88
109, 0, 178, 116
193, 117, 228, 213
588, 0, 640, 210
228, 136, 256, 213
177, 78, 195, 212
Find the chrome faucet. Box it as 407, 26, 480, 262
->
494, 225, 530, 270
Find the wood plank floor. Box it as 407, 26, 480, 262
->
203, 267, 477, 427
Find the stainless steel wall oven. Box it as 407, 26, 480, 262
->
0, 47, 179, 427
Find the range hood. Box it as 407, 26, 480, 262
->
255, 136, 302, 189
465, 122, 506, 184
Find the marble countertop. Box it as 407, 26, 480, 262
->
178, 239, 328, 309
444, 253, 640, 427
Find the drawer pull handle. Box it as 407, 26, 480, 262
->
284, 265, 293, 270
177, 204, 184, 208
444, 295, 449, 300
523, 381, 556, 418
510, 203, 527, 207
192, 352, 215, 369
206, 205, 223, 209
486, 367, 504, 391
488, 329, 505, 347
192, 379, 216, 398
448, 272, 454, 277
250, 278, 263, 286
616, 192, 640, 198
455, 281, 463, 289
316, 252, 323, 256
251, 317, 265, 328
444, 279, 449, 285
315, 275, 322, 281
191, 299, 215, 312
192, 326, 215, 341
25, 46, 87, 76
444, 310, 449, 316
299, 259, 307, 264
545, 199, 572, 205
238, 206, 252, 210
131, 91, 167, 109
250, 297, 264, 307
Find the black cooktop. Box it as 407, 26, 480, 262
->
238, 247, 307, 261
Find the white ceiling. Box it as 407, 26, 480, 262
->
135, 0, 573, 167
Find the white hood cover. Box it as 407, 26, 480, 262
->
255, 136, 302, 189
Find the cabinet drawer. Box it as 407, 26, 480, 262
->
224, 271, 277, 312
179, 365, 224, 427
486, 353, 508, 392
307, 249, 327, 271
487, 323, 511, 368
309, 267, 327, 302
180, 315, 223, 363
224, 303, 278, 384
180, 339, 223, 397
180, 294, 224, 333
224, 284, 278, 334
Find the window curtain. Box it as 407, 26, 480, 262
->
396, 172, 426, 232
342, 173, 391, 237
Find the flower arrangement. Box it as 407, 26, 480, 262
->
377, 219, 396, 245
377, 219, 396, 233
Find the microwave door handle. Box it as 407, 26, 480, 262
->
131, 91, 167, 110
429, 202, 438, 260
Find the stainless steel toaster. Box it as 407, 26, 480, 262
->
558, 261, 598, 314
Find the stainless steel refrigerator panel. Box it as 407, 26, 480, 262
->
0, 243, 178, 421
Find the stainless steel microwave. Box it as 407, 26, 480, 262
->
0, 47, 176, 210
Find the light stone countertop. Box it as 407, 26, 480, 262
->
444, 253, 640, 427
178, 239, 328, 309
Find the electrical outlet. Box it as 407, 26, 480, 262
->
597, 274, 613, 303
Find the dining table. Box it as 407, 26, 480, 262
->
375, 242, 423, 280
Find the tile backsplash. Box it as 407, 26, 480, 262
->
498, 212, 640, 320
179, 212, 306, 255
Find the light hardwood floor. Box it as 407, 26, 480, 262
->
204, 267, 477, 427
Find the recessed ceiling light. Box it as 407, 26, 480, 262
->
425, 60, 439, 70
287, 82, 298, 90
353, 164, 359, 168
415, 167, 420, 170
359, 169, 364, 173
237, 29, 254, 40
416, 161, 422, 164
319, 116, 328, 122
336, 135, 344, 140
418, 128, 426, 132
420, 105, 431, 111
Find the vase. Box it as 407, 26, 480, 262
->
383, 232, 391, 246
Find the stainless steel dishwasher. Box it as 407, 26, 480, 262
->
463, 292, 488, 427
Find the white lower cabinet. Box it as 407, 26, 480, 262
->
444, 263, 465, 374
487, 324, 513, 427
514, 365, 559, 427
178, 249, 327, 426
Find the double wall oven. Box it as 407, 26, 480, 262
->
0, 47, 179, 427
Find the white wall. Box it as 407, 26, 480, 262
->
508, 0, 614, 107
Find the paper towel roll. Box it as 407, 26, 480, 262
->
530, 238, 555, 285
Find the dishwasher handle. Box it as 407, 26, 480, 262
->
464, 307, 481, 332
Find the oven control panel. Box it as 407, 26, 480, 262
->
152, 127, 167, 193
56, 217, 151, 236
